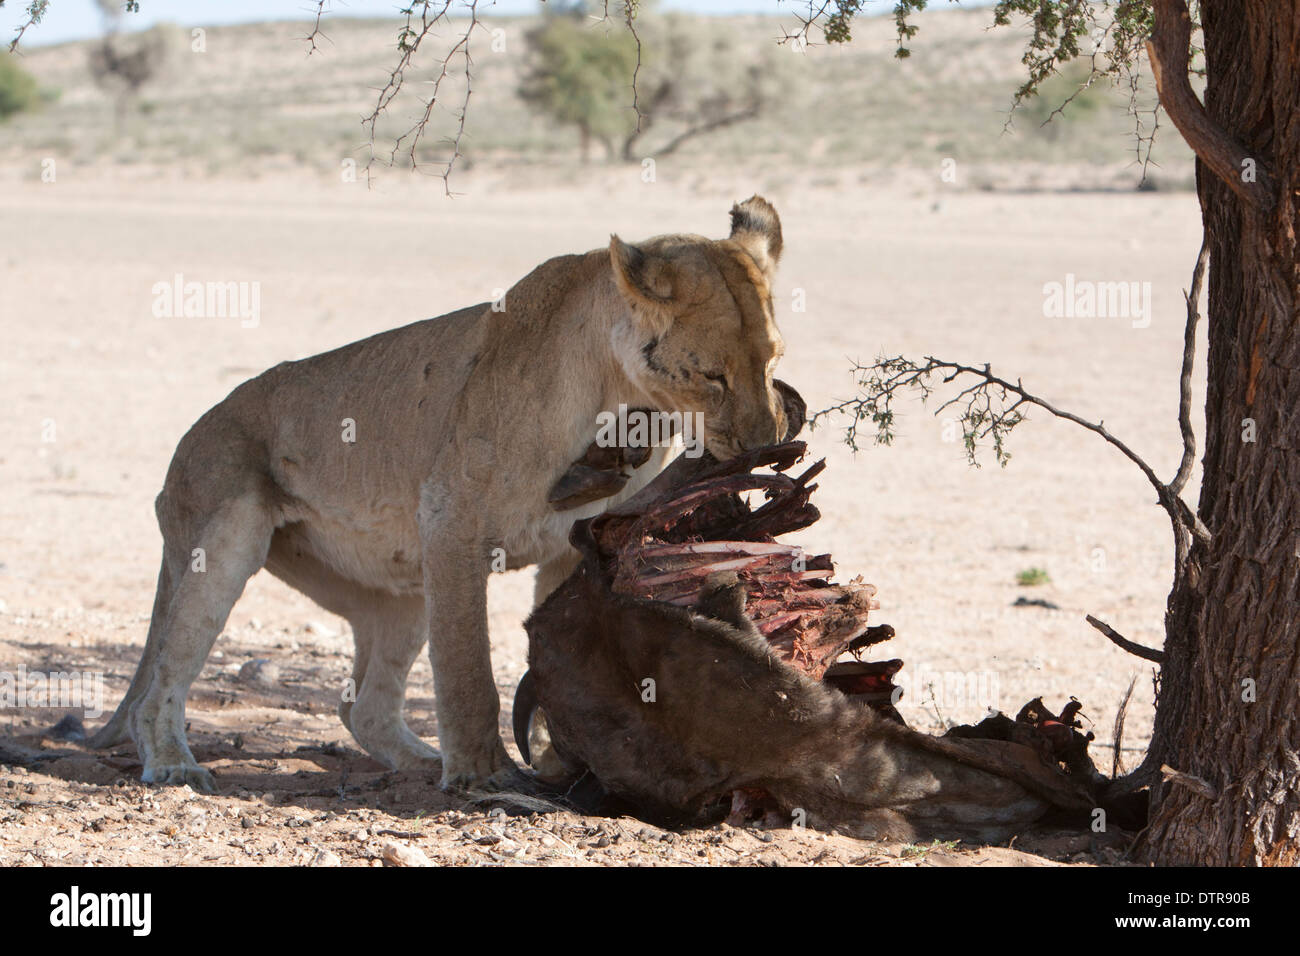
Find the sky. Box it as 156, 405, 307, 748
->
2, 1, 986, 49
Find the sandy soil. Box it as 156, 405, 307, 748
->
0, 169, 1203, 865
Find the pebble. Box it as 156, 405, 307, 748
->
309, 849, 343, 867
238, 659, 281, 685
381, 841, 432, 867
47, 714, 86, 742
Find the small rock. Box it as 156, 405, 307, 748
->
47, 714, 86, 742
238, 659, 281, 685
309, 849, 342, 867
1012, 596, 1061, 610
381, 841, 432, 867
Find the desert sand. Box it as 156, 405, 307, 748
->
0, 11, 1204, 866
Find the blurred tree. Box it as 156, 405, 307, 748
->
617, 14, 780, 162
87, 0, 173, 128
518, 3, 639, 161
0, 53, 39, 120
519, 2, 779, 163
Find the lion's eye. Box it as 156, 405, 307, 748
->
702, 371, 728, 391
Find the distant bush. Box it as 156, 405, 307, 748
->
1015, 567, 1052, 587
87, 23, 178, 124
0, 55, 41, 121
518, 7, 639, 161
519, 3, 784, 162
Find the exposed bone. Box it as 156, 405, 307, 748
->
523, 392, 1117, 838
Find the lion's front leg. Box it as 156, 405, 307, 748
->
418, 496, 518, 791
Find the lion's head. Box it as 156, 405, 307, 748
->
608, 195, 788, 460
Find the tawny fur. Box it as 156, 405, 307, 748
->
91, 196, 791, 793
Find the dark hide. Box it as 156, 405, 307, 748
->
525, 523, 1092, 842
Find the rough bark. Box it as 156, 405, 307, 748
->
1140, 0, 1300, 866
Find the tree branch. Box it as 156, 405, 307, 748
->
302, 0, 332, 56
1086, 614, 1166, 664
647, 104, 760, 159
1146, 0, 1277, 212
1160, 763, 1217, 800
1170, 237, 1208, 497
359, 0, 480, 194
7, 0, 50, 54
816, 355, 1208, 547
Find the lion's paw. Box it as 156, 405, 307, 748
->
439, 745, 527, 794
142, 763, 217, 794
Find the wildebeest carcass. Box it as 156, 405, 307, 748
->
517, 388, 1108, 842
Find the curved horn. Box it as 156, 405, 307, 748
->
512, 669, 538, 766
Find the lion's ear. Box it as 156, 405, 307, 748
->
728, 195, 783, 281
609, 235, 674, 331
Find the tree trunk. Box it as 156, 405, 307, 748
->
578, 123, 592, 164
1140, 0, 1300, 865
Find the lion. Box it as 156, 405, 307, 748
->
90, 196, 790, 794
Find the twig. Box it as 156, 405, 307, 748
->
649, 105, 761, 159
778, 1, 836, 50
1110, 675, 1138, 778
591, 2, 644, 135
302, 0, 333, 56
7, 0, 49, 53
360, 0, 481, 194
622, 2, 644, 133
1160, 763, 1217, 800
1170, 238, 1208, 497
1086, 614, 1165, 664
813, 355, 1210, 550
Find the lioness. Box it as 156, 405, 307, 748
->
92, 196, 790, 793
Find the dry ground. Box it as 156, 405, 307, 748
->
0, 7, 1205, 866
0, 170, 1201, 865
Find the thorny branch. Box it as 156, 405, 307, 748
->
812, 346, 1210, 537
812, 252, 1213, 661
303, 0, 332, 56
354, 0, 646, 189
777, 1, 835, 50
359, 0, 481, 193
600, 0, 645, 133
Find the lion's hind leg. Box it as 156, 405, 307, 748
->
89, 553, 179, 750
129, 493, 274, 793
344, 595, 441, 771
